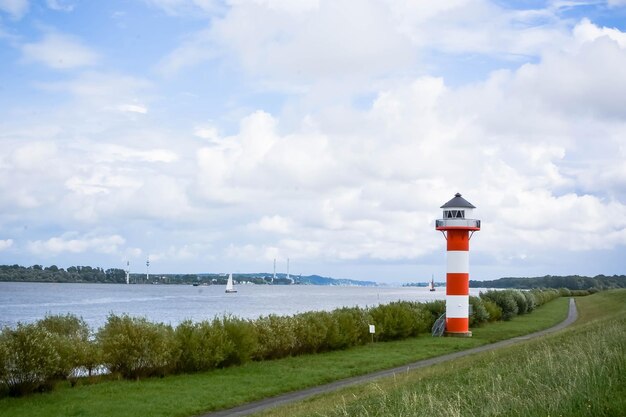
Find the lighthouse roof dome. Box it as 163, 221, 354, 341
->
441, 193, 476, 209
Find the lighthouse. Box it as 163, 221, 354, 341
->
435, 193, 481, 336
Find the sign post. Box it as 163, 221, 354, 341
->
369, 324, 375, 343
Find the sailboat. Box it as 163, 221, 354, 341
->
429, 275, 436, 292
225, 273, 237, 293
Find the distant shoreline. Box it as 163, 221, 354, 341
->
0, 264, 378, 287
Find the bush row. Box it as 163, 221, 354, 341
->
478, 289, 561, 321
0, 289, 565, 396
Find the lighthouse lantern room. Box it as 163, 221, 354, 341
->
435, 193, 481, 337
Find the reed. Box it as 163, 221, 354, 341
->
317, 317, 625, 417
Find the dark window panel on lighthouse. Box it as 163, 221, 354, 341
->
444, 210, 465, 219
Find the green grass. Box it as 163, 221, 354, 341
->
0, 297, 569, 417
255, 290, 626, 417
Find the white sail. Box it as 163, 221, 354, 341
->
225, 273, 237, 293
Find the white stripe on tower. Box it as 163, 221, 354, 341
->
446, 251, 469, 273
446, 295, 469, 318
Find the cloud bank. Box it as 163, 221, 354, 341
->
0, 1, 625, 280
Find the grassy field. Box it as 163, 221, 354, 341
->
255, 290, 626, 417
0, 297, 569, 417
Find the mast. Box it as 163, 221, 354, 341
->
273, 258, 276, 284
146, 256, 150, 284
125, 261, 130, 285
286, 258, 290, 281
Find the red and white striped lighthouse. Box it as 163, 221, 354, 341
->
435, 193, 481, 337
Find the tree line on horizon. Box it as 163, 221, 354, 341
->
0, 264, 375, 286
0, 264, 225, 285
470, 274, 626, 290
1, 264, 624, 289
0, 264, 127, 284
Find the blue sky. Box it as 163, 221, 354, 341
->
1, 0, 625, 283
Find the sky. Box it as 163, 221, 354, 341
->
0, 0, 625, 283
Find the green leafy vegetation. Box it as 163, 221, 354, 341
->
0, 264, 127, 283
0, 297, 569, 417
0, 293, 571, 416
0, 290, 562, 399
0, 264, 376, 286
259, 290, 626, 417
471, 274, 626, 290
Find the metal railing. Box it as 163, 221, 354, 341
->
432, 313, 446, 337
435, 219, 481, 228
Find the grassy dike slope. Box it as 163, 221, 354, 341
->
0, 298, 569, 417
256, 290, 626, 417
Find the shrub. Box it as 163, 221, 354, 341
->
530, 289, 560, 306
0, 336, 7, 395
0, 323, 61, 396
522, 291, 537, 313
253, 315, 297, 360
331, 307, 371, 348
511, 290, 529, 315
293, 311, 332, 355
319, 311, 347, 352
174, 319, 234, 372
422, 300, 446, 321
481, 290, 518, 320
222, 316, 258, 366
37, 314, 91, 380
482, 299, 502, 322
370, 302, 432, 341
76, 339, 102, 378
469, 296, 490, 326
559, 288, 572, 297
97, 314, 176, 379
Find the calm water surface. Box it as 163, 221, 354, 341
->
0, 282, 484, 330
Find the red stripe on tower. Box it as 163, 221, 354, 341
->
435, 193, 481, 337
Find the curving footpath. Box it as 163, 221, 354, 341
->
200, 298, 578, 417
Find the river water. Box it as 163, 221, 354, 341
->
0, 282, 485, 330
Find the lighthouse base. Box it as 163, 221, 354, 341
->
445, 331, 473, 338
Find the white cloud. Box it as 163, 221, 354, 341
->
12, 141, 59, 171
157, 29, 216, 76
161, 0, 416, 81
92, 144, 178, 163
21, 32, 99, 69
117, 104, 148, 114
36, 72, 153, 115
0, 0, 28, 19
573, 18, 626, 48
607, 0, 626, 7
28, 234, 126, 255
149, 244, 200, 262
194, 125, 219, 141
159, 0, 572, 89
46, 0, 74, 12
0, 239, 13, 251
188, 18, 626, 266
253, 215, 293, 234
2, 3, 626, 278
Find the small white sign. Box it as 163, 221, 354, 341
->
369, 324, 375, 334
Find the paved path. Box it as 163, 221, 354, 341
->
201, 298, 578, 417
